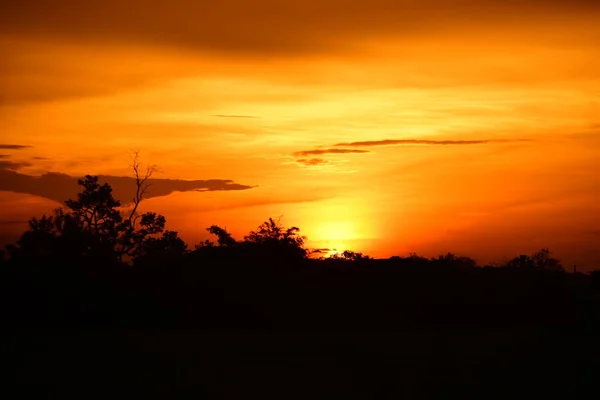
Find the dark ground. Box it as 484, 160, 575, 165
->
3, 253, 600, 398
3, 325, 599, 399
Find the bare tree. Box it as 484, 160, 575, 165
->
127, 151, 159, 227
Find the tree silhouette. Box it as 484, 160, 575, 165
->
506, 248, 564, 272
127, 151, 158, 225
431, 253, 477, 269
206, 225, 236, 247
7, 174, 185, 263
64, 175, 122, 247
244, 217, 307, 259
531, 248, 564, 271
329, 250, 371, 261
135, 230, 188, 263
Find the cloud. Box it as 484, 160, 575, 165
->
1, 2, 598, 107
293, 148, 370, 157
0, 161, 32, 170
309, 248, 332, 255
334, 139, 531, 147
291, 139, 530, 166
295, 158, 329, 166
0, 155, 9, 158
0, 168, 255, 205
0, 1, 597, 58
0, 144, 32, 150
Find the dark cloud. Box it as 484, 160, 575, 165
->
290, 138, 533, 168
292, 139, 527, 161
1, 1, 596, 57
0, 144, 32, 150
334, 139, 531, 147
1, 2, 598, 107
309, 248, 332, 255
0, 155, 9, 158
0, 161, 32, 170
295, 158, 328, 166
0, 168, 254, 205
293, 148, 370, 157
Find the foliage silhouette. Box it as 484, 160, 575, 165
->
506, 248, 564, 272
2, 174, 600, 398
327, 250, 371, 261
206, 225, 236, 247
5, 175, 186, 265
242, 217, 307, 260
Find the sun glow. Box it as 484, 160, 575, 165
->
309, 220, 359, 255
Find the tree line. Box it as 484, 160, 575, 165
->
2, 167, 600, 332
0, 172, 574, 272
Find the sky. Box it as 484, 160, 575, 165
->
1, 0, 599, 268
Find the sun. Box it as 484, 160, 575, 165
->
310, 220, 360, 256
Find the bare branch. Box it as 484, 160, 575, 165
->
127, 151, 159, 223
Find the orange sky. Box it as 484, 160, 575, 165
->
1, 0, 599, 268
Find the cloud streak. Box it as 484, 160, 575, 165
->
334, 139, 531, 147
1, 1, 597, 57
295, 158, 328, 166
0, 168, 255, 205
293, 148, 370, 157
292, 138, 531, 167
0, 161, 32, 170
0, 144, 32, 150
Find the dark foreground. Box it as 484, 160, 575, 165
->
4, 326, 600, 399
2, 254, 600, 398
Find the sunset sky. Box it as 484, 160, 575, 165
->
1, 0, 599, 268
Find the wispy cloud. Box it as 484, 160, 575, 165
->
291, 138, 531, 168
0, 144, 32, 150
334, 139, 531, 147
0, 160, 32, 170
293, 148, 370, 157
295, 158, 328, 166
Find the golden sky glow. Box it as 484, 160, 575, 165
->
1, 0, 599, 267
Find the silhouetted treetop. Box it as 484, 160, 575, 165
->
64, 175, 122, 245
245, 218, 304, 246
6, 173, 187, 264
206, 225, 236, 247
506, 248, 564, 272
243, 217, 307, 259
328, 250, 371, 262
